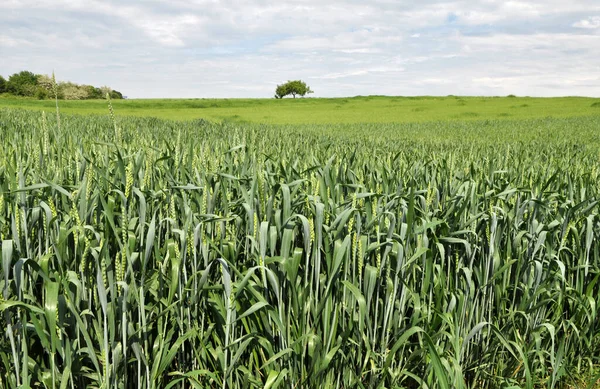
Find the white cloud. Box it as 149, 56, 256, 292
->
314, 66, 405, 80
573, 16, 600, 29
454, 32, 600, 52
0, 35, 33, 47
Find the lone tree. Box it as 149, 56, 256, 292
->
275, 80, 313, 98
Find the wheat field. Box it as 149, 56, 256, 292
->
1, 106, 600, 388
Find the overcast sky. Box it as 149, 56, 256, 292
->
1, 0, 599, 98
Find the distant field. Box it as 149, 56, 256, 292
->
1, 95, 599, 124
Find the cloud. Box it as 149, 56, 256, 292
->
573, 16, 600, 29
0, 35, 33, 48
314, 66, 405, 80
0, 0, 599, 97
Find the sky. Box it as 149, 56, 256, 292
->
1, 0, 599, 98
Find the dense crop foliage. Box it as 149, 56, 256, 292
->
1, 107, 600, 388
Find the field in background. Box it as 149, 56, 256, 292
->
1, 95, 599, 123
1, 105, 600, 388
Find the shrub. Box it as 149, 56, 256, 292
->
34, 86, 49, 100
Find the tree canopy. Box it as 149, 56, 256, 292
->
7, 70, 38, 96
275, 80, 313, 99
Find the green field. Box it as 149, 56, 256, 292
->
1, 95, 599, 123
1, 100, 600, 388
